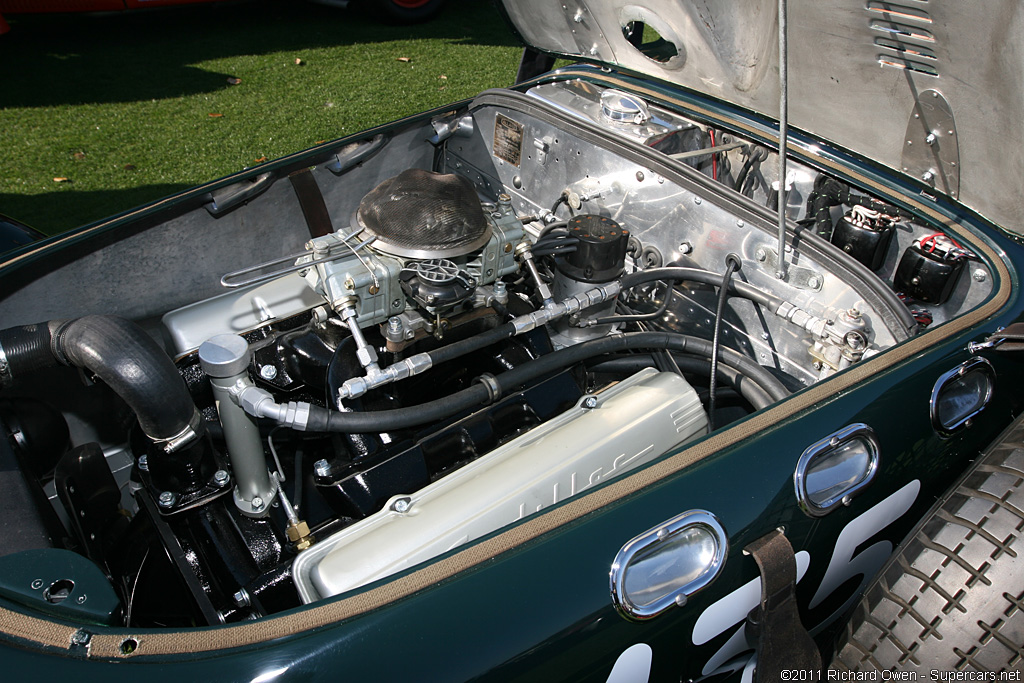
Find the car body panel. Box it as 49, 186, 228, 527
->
497, 1, 1024, 236
1, 55, 1023, 679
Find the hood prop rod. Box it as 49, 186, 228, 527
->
775, 0, 789, 281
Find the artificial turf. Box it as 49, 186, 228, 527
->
0, 0, 522, 235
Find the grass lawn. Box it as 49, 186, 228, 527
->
0, 0, 522, 235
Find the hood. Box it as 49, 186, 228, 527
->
501, 0, 1024, 233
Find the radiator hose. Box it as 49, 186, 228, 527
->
0, 316, 210, 492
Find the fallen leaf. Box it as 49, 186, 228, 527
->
396, 57, 411, 63
315, 140, 326, 144
438, 74, 447, 80
72, 151, 86, 160
53, 177, 70, 183
254, 156, 268, 163
295, 58, 305, 66
227, 77, 242, 85
208, 113, 223, 118
123, 164, 137, 171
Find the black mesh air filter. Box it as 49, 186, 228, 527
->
356, 169, 490, 258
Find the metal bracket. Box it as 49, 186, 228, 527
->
902, 89, 960, 198
755, 248, 823, 291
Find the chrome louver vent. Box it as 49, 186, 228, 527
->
868, 1, 939, 77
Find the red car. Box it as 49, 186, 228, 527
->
0, 0, 443, 32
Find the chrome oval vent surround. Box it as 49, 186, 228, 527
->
794, 423, 880, 517
610, 510, 727, 621
931, 357, 996, 436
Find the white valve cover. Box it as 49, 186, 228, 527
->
293, 367, 708, 602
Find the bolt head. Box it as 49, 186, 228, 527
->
973, 269, 987, 283
157, 491, 176, 508
693, 197, 702, 205
807, 276, 820, 288
213, 470, 230, 487
755, 248, 767, 261
583, 396, 598, 409
393, 498, 411, 513
233, 590, 249, 607
259, 365, 278, 380
314, 459, 332, 478
138, 454, 149, 471
251, 497, 265, 511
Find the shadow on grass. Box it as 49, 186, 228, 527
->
0, 185, 193, 235
0, 0, 519, 109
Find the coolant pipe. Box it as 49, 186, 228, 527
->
198, 334, 278, 517
0, 315, 211, 494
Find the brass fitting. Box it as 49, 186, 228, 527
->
286, 519, 315, 552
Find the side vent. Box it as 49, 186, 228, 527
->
867, 2, 939, 77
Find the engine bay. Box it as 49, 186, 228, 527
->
0, 77, 994, 626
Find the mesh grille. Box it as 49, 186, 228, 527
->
356, 169, 490, 258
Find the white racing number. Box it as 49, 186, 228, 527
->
605, 480, 920, 682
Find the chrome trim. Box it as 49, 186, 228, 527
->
609, 510, 727, 621
794, 423, 880, 517
930, 357, 996, 436
0, 338, 11, 388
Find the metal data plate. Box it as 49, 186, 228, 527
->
902, 89, 960, 198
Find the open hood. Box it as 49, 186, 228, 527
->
501, 0, 1024, 233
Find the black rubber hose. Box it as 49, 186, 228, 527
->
536, 220, 569, 241
58, 316, 196, 440
310, 332, 788, 433
733, 146, 767, 193
428, 321, 517, 366
0, 322, 54, 379
620, 267, 784, 311
1, 316, 196, 441
709, 257, 741, 431
588, 354, 773, 410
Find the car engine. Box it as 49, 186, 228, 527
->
0, 78, 992, 626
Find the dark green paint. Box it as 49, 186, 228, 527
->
2, 67, 1024, 682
